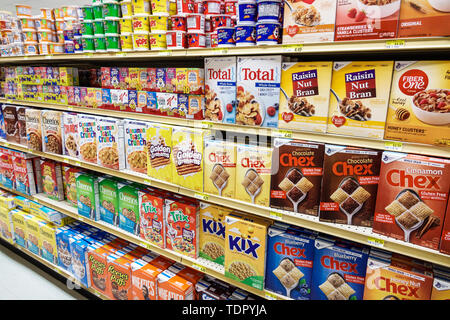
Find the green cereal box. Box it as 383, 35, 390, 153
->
99, 176, 121, 227
118, 182, 140, 235
75, 172, 100, 221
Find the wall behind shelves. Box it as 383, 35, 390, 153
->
1, 0, 91, 16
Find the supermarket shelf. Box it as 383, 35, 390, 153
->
0, 38, 448, 63
1, 98, 449, 158
1, 140, 449, 269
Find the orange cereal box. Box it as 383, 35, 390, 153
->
157, 269, 195, 300
147, 123, 173, 184
440, 202, 450, 255
131, 257, 167, 300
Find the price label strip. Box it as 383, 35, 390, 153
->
269, 211, 283, 221
272, 129, 293, 138
191, 263, 206, 273
384, 141, 403, 152
194, 193, 209, 201
385, 40, 405, 49
282, 44, 303, 52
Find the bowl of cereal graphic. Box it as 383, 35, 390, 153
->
357, 0, 400, 19
411, 89, 450, 125
428, 0, 450, 12
236, 86, 264, 126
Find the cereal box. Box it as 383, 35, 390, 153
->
165, 197, 199, 259
0, 206, 14, 244
98, 176, 120, 226
41, 110, 63, 154
310, 235, 369, 300
40, 159, 65, 201
372, 151, 450, 250
124, 120, 149, 174
2, 105, 19, 143
397, 0, 450, 38
96, 117, 125, 170
319, 145, 381, 227
278, 61, 333, 133
157, 269, 195, 300
440, 202, 450, 255
12, 151, 37, 196
334, 0, 401, 41
384, 61, 450, 146
236, 56, 281, 128
270, 138, 324, 216
0, 147, 14, 189
203, 138, 236, 199
24, 214, 41, 255
363, 248, 433, 300
187, 95, 205, 120
118, 182, 141, 235
131, 255, 167, 300
146, 123, 173, 184
70, 237, 95, 288
224, 213, 271, 290
39, 220, 58, 265
187, 68, 205, 95
156, 68, 166, 93
282, 0, 337, 44
326, 61, 394, 139
204, 57, 237, 124
265, 223, 317, 300
199, 203, 232, 266
107, 252, 145, 300
167, 263, 205, 299
235, 144, 272, 207
0, 107, 6, 141
139, 188, 165, 249
62, 112, 79, 158
77, 114, 98, 164
75, 172, 100, 221
63, 165, 82, 207
11, 209, 27, 248
16, 106, 27, 145
172, 127, 207, 192
431, 266, 450, 300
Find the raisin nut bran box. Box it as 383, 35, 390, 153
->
327, 61, 394, 139
270, 138, 324, 216
279, 61, 333, 133
372, 151, 450, 250
384, 61, 450, 146
319, 145, 381, 227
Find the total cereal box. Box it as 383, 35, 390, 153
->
265, 222, 317, 300
440, 202, 450, 255
279, 61, 333, 133
96, 117, 125, 170
372, 151, 450, 250
124, 120, 149, 174
326, 61, 394, 139
431, 266, 450, 300
204, 57, 237, 124
236, 55, 281, 128
310, 235, 370, 300
146, 123, 173, 184
384, 61, 450, 147
363, 248, 433, 300
282, 0, 337, 43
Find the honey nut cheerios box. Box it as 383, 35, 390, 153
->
147, 123, 174, 184
384, 61, 450, 147
124, 120, 150, 174
326, 61, 394, 139
96, 117, 125, 171
279, 61, 333, 133
77, 114, 98, 164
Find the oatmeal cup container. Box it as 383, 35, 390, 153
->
106, 35, 121, 51
40, 8, 54, 20
54, 19, 65, 32
93, 20, 105, 35
56, 31, 65, 43
82, 35, 95, 52
187, 13, 205, 32
22, 31, 38, 43
92, 4, 104, 20
225, 0, 237, 16
203, 0, 221, 14
81, 5, 95, 21
235, 25, 255, 45
132, 0, 151, 14
217, 27, 235, 47
119, 18, 133, 34
120, 1, 134, 17
103, 2, 122, 20
104, 19, 120, 35
149, 32, 167, 50
64, 40, 75, 53
50, 42, 64, 54
37, 18, 54, 32
24, 42, 39, 55
177, 0, 195, 15
132, 33, 150, 50
170, 15, 187, 31
132, 14, 150, 33
120, 34, 134, 50
256, 20, 280, 45
256, 0, 281, 22
19, 17, 35, 31
187, 32, 206, 48
38, 42, 51, 55
210, 14, 233, 30
16, 5, 32, 17
236, 0, 257, 25
166, 30, 186, 49
81, 21, 95, 36
151, 0, 170, 14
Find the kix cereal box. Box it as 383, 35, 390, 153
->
279, 61, 333, 133
431, 266, 450, 300
147, 123, 173, 184
384, 61, 450, 147
224, 213, 271, 290
203, 138, 236, 199
326, 61, 394, 139
139, 189, 165, 249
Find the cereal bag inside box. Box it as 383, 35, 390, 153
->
397, 0, 450, 38
75, 172, 100, 221
203, 139, 236, 199
118, 182, 141, 236
372, 151, 450, 250
334, 0, 401, 41
279, 61, 333, 133
204, 57, 237, 124
62, 112, 79, 158
96, 117, 125, 170
326, 61, 394, 139
270, 138, 324, 215
40, 159, 65, 201
77, 114, 98, 164
439, 203, 450, 255
431, 266, 450, 300
384, 61, 450, 147
0, 206, 14, 244
282, 0, 337, 44
124, 120, 149, 174
319, 145, 381, 227
236, 56, 281, 128
146, 123, 173, 184
98, 176, 120, 226
139, 189, 165, 249
42, 110, 63, 154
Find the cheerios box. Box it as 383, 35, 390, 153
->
96, 117, 125, 171
384, 61, 450, 147
118, 182, 141, 236
124, 120, 150, 174
236, 55, 281, 128
75, 172, 100, 221
98, 176, 121, 226
326, 61, 394, 139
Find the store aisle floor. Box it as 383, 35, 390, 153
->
0, 244, 87, 300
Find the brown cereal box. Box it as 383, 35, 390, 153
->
384, 61, 450, 147
2, 105, 19, 143
326, 61, 394, 139
25, 108, 42, 151
440, 202, 450, 255
97, 117, 125, 171
77, 114, 98, 164
146, 123, 173, 184
16, 106, 27, 145
124, 120, 149, 174
42, 110, 63, 155
62, 112, 79, 158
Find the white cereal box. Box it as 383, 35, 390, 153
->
77, 114, 98, 164
204, 57, 237, 124
124, 120, 149, 174
236, 55, 282, 128
96, 117, 126, 171
62, 112, 79, 158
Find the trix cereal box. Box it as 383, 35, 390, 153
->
440, 203, 450, 255
397, 0, 450, 38
139, 188, 165, 249
204, 57, 237, 124
279, 61, 333, 133
319, 145, 381, 227
270, 138, 324, 216
327, 61, 394, 139
372, 151, 450, 250
282, 0, 337, 43
334, 0, 401, 41
236, 55, 281, 128
146, 123, 173, 184
431, 266, 450, 300
311, 235, 370, 300
265, 223, 317, 300
384, 61, 450, 147
363, 248, 433, 300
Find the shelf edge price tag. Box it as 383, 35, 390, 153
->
269, 211, 283, 221
158, 50, 173, 56
367, 237, 384, 248
45, 54, 53, 59
282, 44, 303, 52
140, 241, 152, 250
384, 141, 403, 151
194, 193, 209, 201
385, 40, 405, 49
212, 47, 228, 55
144, 179, 152, 186
191, 263, 206, 273
264, 290, 278, 300
272, 129, 292, 138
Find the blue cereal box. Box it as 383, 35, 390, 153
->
265, 222, 317, 300
310, 235, 369, 300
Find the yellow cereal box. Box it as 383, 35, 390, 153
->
326, 61, 394, 139
24, 214, 41, 256
0, 206, 14, 244
224, 213, 270, 290
147, 123, 174, 184
39, 220, 58, 265
384, 61, 450, 146
235, 144, 272, 207
203, 139, 236, 198
11, 209, 27, 248
279, 61, 333, 133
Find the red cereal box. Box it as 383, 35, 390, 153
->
101, 67, 111, 89
157, 269, 195, 300
439, 200, 450, 255
139, 189, 165, 249
145, 68, 157, 92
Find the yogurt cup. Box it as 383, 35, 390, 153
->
63, 6, 79, 19
205, 31, 218, 47
186, 13, 205, 32
120, 1, 134, 17
53, 8, 65, 20
132, 0, 151, 14
166, 30, 186, 49
24, 42, 39, 55
94, 35, 107, 52
132, 15, 150, 33
170, 15, 187, 31
194, 0, 204, 13
149, 32, 167, 50
256, 20, 280, 45
151, 0, 170, 14
37, 18, 54, 32
40, 8, 54, 20
19, 17, 35, 31
81, 5, 95, 20
82, 21, 95, 36
106, 35, 121, 51
104, 19, 120, 35
119, 18, 133, 34
210, 14, 233, 30
132, 33, 150, 50
54, 19, 65, 32
236, 0, 257, 25
22, 31, 38, 43
120, 34, 134, 50
103, 2, 121, 19
235, 25, 255, 45
50, 42, 64, 54
224, 0, 237, 15
177, 0, 195, 15
186, 32, 205, 48
16, 5, 32, 17
217, 27, 235, 47
38, 43, 51, 54
82, 35, 96, 52
92, 4, 104, 20
149, 14, 169, 32
203, 0, 221, 14
64, 40, 75, 53
257, 0, 281, 22
93, 20, 105, 35
38, 31, 54, 43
